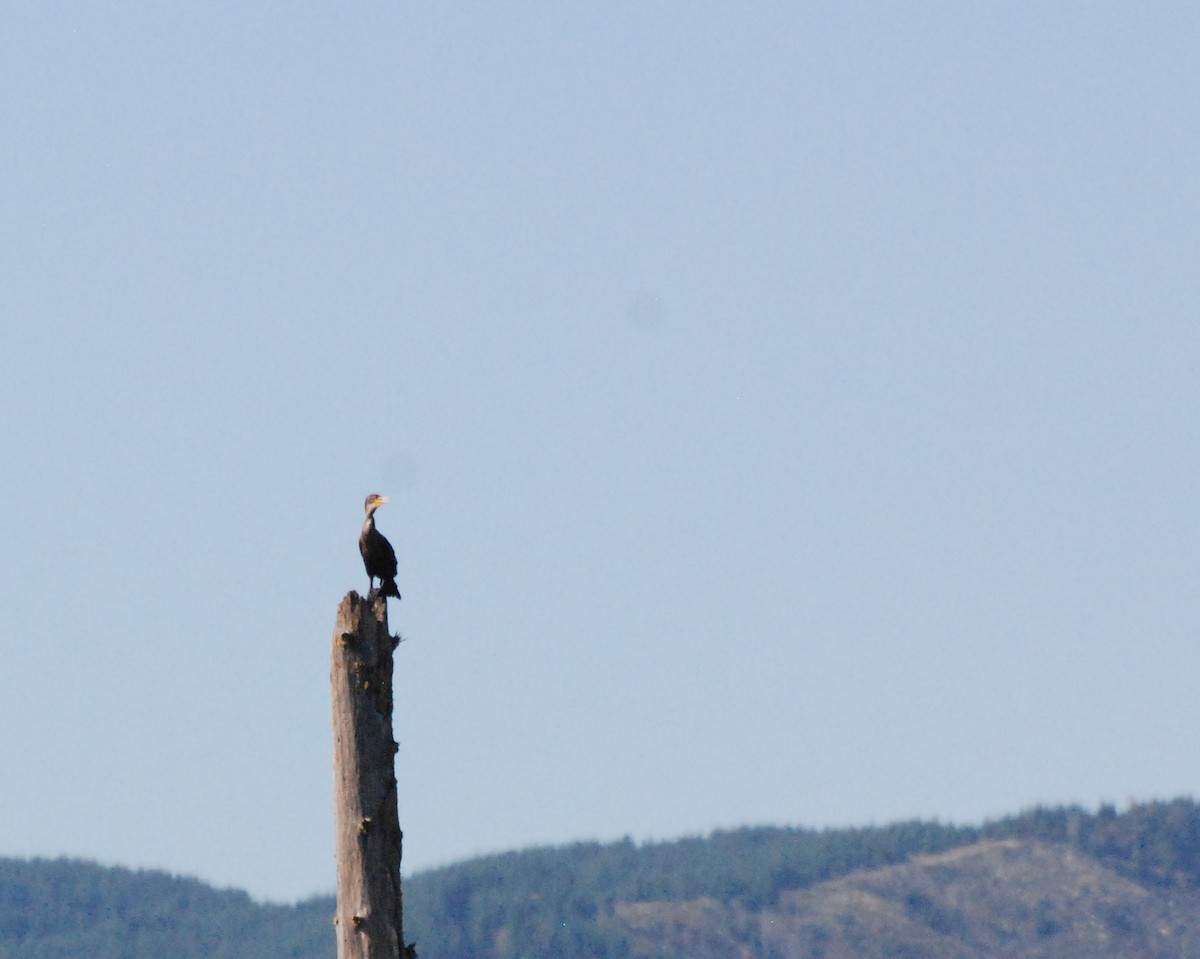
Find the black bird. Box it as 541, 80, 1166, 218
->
360, 493, 401, 599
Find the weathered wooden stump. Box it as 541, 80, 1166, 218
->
331, 591, 414, 959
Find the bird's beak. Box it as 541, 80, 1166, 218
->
378, 496, 390, 505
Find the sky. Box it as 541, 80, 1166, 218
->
3, 3, 1200, 904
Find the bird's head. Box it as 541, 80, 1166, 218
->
364, 493, 390, 515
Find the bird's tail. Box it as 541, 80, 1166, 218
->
381, 578, 402, 600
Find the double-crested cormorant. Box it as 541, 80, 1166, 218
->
360, 493, 401, 599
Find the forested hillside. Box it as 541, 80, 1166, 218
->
0, 857, 330, 959
406, 797, 1200, 958
3, 798, 1200, 958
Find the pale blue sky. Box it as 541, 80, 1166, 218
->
3, 4, 1199, 903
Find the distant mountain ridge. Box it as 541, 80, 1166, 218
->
0, 856, 332, 959
618, 838, 1200, 959
3, 798, 1200, 958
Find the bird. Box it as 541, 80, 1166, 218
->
360, 493, 401, 599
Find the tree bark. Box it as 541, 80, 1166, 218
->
331, 591, 413, 959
